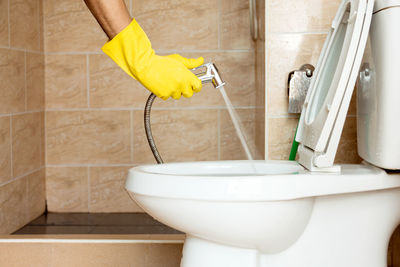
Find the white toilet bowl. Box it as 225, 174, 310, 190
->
126, 161, 400, 267
126, 0, 400, 266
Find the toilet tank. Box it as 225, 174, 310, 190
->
357, 1, 400, 170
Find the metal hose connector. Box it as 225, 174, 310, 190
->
144, 93, 163, 164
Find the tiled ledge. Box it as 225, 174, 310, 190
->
0, 234, 184, 267
0, 234, 185, 242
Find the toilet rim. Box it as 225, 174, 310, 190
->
126, 161, 400, 202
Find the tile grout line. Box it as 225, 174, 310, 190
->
42, 0, 47, 174
87, 166, 91, 212
7, 0, 10, 48
264, 0, 269, 160
217, 0, 222, 49
0, 239, 184, 244
86, 54, 90, 108
217, 109, 221, 160
46, 164, 135, 167
50, 246, 55, 267
0, 166, 44, 188
130, 110, 134, 163
44, 109, 48, 167
44, 106, 259, 112
9, 116, 13, 179
269, 31, 329, 35
38, 112, 42, 170
24, 51, 27, 111
0, 45, 43, 54
37, 0, 40, 50
42, 0, 47, 54
38, 49, 254, 55
0, 110, 45, 117
268, 114, 300, 119
267, 114, 357, 119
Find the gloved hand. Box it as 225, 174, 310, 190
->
102, 19, 204, 100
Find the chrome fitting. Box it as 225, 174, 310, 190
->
192, 63, 225, 89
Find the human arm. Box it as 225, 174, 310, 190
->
83, 0, 204, 100
83, 0, 131, 39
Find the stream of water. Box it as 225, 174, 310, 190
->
219, 86, 254, 161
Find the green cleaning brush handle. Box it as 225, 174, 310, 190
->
289, 124, 299, 161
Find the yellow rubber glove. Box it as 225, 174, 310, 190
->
102, 19, 204, 100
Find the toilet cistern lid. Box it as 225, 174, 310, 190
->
295, 0, 374, 172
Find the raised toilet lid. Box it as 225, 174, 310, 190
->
296, 0, 374, 172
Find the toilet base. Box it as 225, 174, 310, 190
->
180, 236, 260, 267
180, 189, 400, 267
180, 232, 390, 267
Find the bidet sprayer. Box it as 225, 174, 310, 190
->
192, 63, 225, 89
145, 62, 224, 164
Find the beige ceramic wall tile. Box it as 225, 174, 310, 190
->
146, 244, 183, 267
89, 166, 143, 212
0, 243, 183, 267
45, 54, 87, 108
10, 0, 40, 50
0, 177, 27, 234
43, 0, 107, 52
176, 51, 256, 108
335, 116, 361, 164
40, 112, 45, 167
268, 116, 360, 162
0, 243, 53, 267
89, 54, 136, 108
51, 243, 146, 267
0, 48, 25, 114
39, 0, 44, 51
0, 0, 8, 46
26, 169, 45, 222
132, 0, 218, 50
220, 108, 261, 160
133, 109, 218, 164
268, 34, 326, 115
46, 167, 88, 212
268, 117, 299, 160
46, 111, 131, 164
348, 87, 357, 116
220, 0, 253, 50
268, 0, 341, 33
26, 53, 45, 111
0, 116, 11, 184
12, 112, 42, 177
255, 108, 265, 159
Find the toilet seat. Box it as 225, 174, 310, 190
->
126, 160, 400, 201
296, 0, 374, 172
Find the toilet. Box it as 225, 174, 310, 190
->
125, 0, 400, 266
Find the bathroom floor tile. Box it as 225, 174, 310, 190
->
13, 213, 181, 235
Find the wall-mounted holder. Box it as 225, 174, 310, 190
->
287, 64, 315, 114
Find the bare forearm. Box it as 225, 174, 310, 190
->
84, 0, 131, 39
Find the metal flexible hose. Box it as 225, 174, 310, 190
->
143, 63, 224, 164
144, 93, 163, 164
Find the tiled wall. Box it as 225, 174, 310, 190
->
265, 0, 360, 163
43, 0, 262, 212
0, 0, 45, 234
